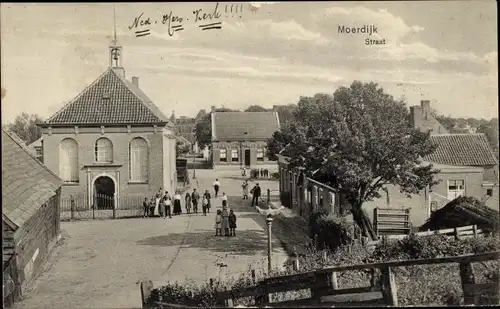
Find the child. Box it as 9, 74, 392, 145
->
228, 210, 237, 236
221, 192, 228, 207
202, 196, 209, 216
215, 210, 222, 236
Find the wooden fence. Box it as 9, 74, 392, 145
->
141, 251, 499, 308
366, 224, 490, 250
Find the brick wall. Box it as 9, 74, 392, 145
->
42, 125, 176, 207
13, 189, 60, 289
212, 140, 276, 166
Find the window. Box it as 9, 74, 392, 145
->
220, 149, 227, 162
129, 137, 149, 182
447, 179, 465, 200
231, 149, 238, 162
95, 138, 113, 163
35, 146, 42, 157
59, 138, 79, 183
257, 148, 264, 161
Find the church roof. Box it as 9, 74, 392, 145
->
41, 68, 170, 126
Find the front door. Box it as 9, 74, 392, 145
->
244, 149, 251, 167
93, 176, 115, 210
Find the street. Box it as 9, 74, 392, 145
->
13, 169, 287, 309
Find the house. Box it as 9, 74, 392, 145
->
173, 115, 197, 152
36, 37, 177, 211
211, 111, 280, 169
2, 129, 62, 307
27, 136, 43, 162
276, 99, 499, 227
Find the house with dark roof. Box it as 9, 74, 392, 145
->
2, 129, 62, 307
211, 111, 280, 168
36, 36, 177, 211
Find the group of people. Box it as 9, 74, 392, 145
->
241, 180, 262, 206
246, 168, 270, 179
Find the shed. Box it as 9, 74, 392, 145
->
2, 129, 62, 307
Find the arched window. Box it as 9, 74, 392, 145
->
95, 138, 113, 163
129, 137, 149, 182
59, 138, 79, 183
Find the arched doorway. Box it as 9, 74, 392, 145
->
93, 176, 115, 210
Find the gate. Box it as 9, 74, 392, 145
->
93, 193, 114, 210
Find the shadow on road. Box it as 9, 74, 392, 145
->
136, 229, 283, 256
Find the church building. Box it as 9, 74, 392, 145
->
37, 34, 177, 210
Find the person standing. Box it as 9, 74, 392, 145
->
202, 195, 209, 216
191, 188, 200, 213
143, 197, 149, 218
228, 210, 237, 236
173, 191, 182, 215
221, 205, 230, 236
149, 197, 156, 217
242, 181, 249, 200
204, 189, 212, 213
213, 179, 221, 197
164, 195, 172, 219
221, 192, 228, 208
215, 210, 222, 236
250, 183, 261, 206
185, 192, 192, 214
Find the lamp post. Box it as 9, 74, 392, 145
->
240, 132, 248, 170
266, 214, 273, 275
192, 153, 196, 180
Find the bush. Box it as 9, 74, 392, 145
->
308, 212, 362, 251
149, 234, 499, 307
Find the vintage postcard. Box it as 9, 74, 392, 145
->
1, 2, 498, 308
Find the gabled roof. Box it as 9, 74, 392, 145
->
2, 130, 62, 230
424, 134, 498, 167
42, 68, 170, 126
212, 111, 280, 141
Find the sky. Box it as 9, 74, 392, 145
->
1, 1, 498, 123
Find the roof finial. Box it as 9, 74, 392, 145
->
113, 4, 117, 45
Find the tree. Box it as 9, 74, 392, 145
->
477, 118, 499, 158
245, 105, 270, 112
176, 142, 191, 158
194, 107, 238, 149
7, 113, 44, 144
267, 82, 440, 240
274, 104, 297, 125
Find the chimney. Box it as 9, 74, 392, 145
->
132, 76, 139, 88
420, 100, 431, 121
409, 105, 423, 130
211, 106, 216, 112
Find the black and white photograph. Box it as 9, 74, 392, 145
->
1, 1, 498, 308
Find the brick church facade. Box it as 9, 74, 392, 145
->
37, 36, 177, 209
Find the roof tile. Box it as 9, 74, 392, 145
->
425, 134, 498, 166
2, 130, 62, 229
213, 112, 280, 140
44, 68, 169, 125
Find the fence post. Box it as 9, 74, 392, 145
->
373, 208, 378, 238
381, 266, 398, 306
70, 197, 75, 220
267, 188, 271, 204
460, 262, 477, 305
454, 227, 460, 240
473, 225, 478, 238
251, 269, 256, 284
140, 280, 153, 308
113, 194, 116, 219
330, 271, 338, 290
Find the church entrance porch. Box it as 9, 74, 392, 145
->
93, 176, 115, 210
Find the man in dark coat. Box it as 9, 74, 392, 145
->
250, 183, 261, 206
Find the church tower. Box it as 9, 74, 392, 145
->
109, 5, 125, 77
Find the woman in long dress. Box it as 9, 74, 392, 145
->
221, 206, 230, 236
185, 192, 192, 214
242, 181, 249, 200
173, 191, 182, 215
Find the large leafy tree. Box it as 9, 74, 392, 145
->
477, 118, 499, 158
7, 112, 44, 144
245, 105, 270, 112
267, 82, 440, 240
194, 107, 238, 149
